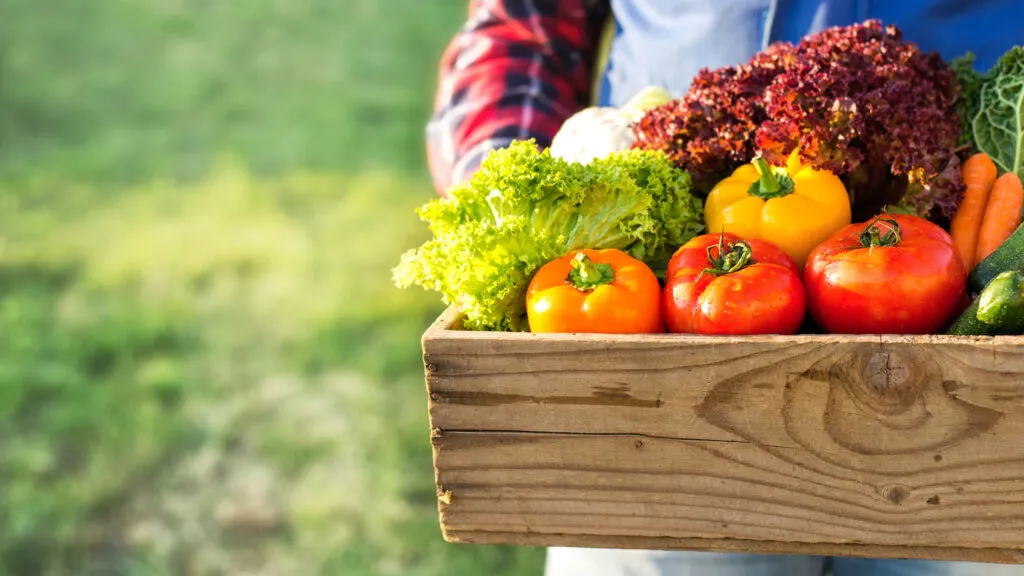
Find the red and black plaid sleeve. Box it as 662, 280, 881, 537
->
427, 0, 610, 195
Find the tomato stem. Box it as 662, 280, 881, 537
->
567, 252, 615, 291
859, 217, 902, 248
702, 234, 755, 277
748, 157, 794, 200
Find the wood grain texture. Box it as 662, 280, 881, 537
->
422, 307, 1024, 563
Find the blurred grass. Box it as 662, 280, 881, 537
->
0, 1, 545, 574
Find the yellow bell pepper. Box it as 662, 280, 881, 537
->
704, 155, 851, 267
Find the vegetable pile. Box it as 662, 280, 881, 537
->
396, 20, 1024, 338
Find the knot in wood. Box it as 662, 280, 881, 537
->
880, 484, 910, 505
864, 352, 910, 393
833, 348, 928, 415
817, 344, 1000, 456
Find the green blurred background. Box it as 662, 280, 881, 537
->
0, 1, 543, 574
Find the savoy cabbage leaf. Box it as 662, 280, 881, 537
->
960, 47, 1024, 179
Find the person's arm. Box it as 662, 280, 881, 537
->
427, 0, 611, 195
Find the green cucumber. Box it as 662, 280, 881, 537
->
947, 270, 1024, 335
976, 270, 1024, 333
945, 298, 999, 335
969, 222, 1024, 294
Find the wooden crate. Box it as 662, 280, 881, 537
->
422, 306, 1024, 564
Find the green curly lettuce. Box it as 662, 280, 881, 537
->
956, 47, 1024, 178
393, 140, 703, 331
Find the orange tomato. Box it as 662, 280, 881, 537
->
526, 249, 663, 334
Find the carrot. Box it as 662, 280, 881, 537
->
950, 153, 997, 272
975, 171, 1024, 265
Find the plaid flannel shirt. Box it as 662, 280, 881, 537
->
426, 0, 611, 195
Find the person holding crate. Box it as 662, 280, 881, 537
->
426, 1, 1024, 575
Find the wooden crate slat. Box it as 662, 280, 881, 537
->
434, 432, 1024, 548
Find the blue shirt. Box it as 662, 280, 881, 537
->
597, 0, 1024, 107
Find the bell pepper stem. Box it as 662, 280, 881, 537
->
575, 255, 601, 284
748, 157, 795, 200
753, 158, 780, 194
568, 252, 615, 291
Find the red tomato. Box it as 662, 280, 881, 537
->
663, 233, 806, 335
803, 214, 967, 334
